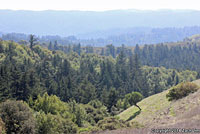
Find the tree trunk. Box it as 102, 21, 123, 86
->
135, 104, 141, 111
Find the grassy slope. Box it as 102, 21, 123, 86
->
95, 80, 200, 133
118, 79, 200, 128
118, 89, 170, 127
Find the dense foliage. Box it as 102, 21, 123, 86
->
4, 32, 200, 72
31, 93, 78, 134
166, 82, 199, 101
42, 38, 200, 73
97, 117, 130, 130
0, 39, 198, 133
0, 40, 197, 104
0, 100, 36, 134
135, 43, 200, 71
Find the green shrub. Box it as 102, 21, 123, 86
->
0, 100, 36, 134
166, 82, 199, 101
32, 93, 70, 116
36, 112, 78, 134
87, 100, 109, 123
68, 100, 86, 127
97, 117, 130, 130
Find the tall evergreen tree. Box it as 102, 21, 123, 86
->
29, 34, 37, 49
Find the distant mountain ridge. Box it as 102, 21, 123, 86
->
78, 26, 200, 46
1, 9, 200, 37
2, 26, 200, 46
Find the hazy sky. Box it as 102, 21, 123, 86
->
0, 0, 200, 11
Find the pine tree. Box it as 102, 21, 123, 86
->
48, 41, 54, 50
0, 64, 12, 101
106, 87, 119, 112
29, 34, 37, 49
10, 66, 22, 100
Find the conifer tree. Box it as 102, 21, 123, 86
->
29, 34, 37, 49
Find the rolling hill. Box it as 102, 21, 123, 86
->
98, 79, 200, 134
1, 9, 200, 37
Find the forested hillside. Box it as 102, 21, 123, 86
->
38, 35, 200, 73
102, 36, 200, 71
0, 40, 197, 102
0, 39, 198, 133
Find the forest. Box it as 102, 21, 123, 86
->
44, 35, 200, 72
0, 35, 198, 133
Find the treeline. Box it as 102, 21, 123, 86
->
2, 26, 200, 46
101, 42, 200, 72
45, 39, 200, 72
4, 32, 200, 72
135, 43, 200, 71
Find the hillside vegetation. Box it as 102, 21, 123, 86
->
100, 80, 200, 134
0, 39, 199, 134
2, 33, 200, 72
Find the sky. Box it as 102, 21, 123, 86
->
0, 0, 200, 11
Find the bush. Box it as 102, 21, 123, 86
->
32, 93, 70, 116
166, 82, 199, 101
36, 112, 78, 134
0, 100, 36, 134
97, 117, 130, 130
68, 100, 86, 127
85, 100, 109, 124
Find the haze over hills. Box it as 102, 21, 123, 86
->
1, 9, 200, 37
2, 26, 200, 46
1, 0, 200, 133
1, 24, 200, 133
